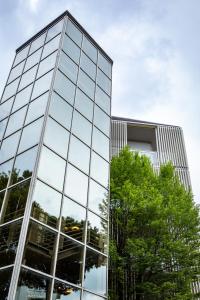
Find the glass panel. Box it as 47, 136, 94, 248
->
44, 117, 69, 158
82, 37, 97, 63
84, 248, 107, 295
63, 34, 81, 64
68, 135, 90, 174
1, 180, 30, 223
32, 180, 62, 228
14, 45, 29, 66
97, 69, 111, 95
0, 191, 4, 211
53, 280, 81, 299
0, 131, 20, 164
0, 118, 7, 141
22, 221, 57, 274
24, 47, 42, 72
90, 152, 109, 188
89, 179, 108, 218
87, 211, 108, 253
18, 117, 43, 153
0, 97, 14, 121
94, 105, 110, 136
66, 20, 82, 47
10, 147, 37, 185
61, 196, 86, 242
98, 52, 112, 78
18, 65, 37, 90
65, 164, 88, 206
80, 53, 96, 80
25, 92, 48, 124
31, 70, 53, 100
74, 89, 93, 121
82, 292, 104, 300
37, 51, 57, 78
46, 20, 63, 42
29, 33, 46, 55
54, 70, 75, 105
78, 70, 95, 100
95, 86, 110, 114
72, 111, 92, 146
12, 84, 32, 112
2, 77, 20, 102
92, 127, 109, 161
42, 34, 61, 59
56, 235, 83, 285
59, 51, 78, 83
5, 106, 27, 137
37, 146, 66, 191
49, 92, 73, 130
0, 159, 13, 190
0, 267, 13, 299
0, 221, 22, 267
8, 60, 25, 84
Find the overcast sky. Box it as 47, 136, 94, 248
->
0, 0, 199, 203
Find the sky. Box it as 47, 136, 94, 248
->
0, 0, 199, 203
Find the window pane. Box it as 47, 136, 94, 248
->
42, 34, 61, 59
0, 191, 4, 211
94, 105, 110, 136
82, 37, 97, 63
56, 235, 83, 285
2, 77, 20, 102
19, 65, 37, 91
0, 221, 22, 267
80, 53, 96, 80
0, 159, 13, 191
82, 292, 104, 300
72, 111, 92, 146
66, 20, 82, 47
8, 60, 25, 84
37, 51, 57, 78
92, 127, 109, 161
63, 34, 81, 64
89, 179, 108, 218
98, 52, 112, 78
32, 180, 62, 228
44, 117, 69, 158
61, 196, 86, 242
49, 92, 73, 130
14, 45, 29, 66
12, 84, 32, 112
74, 89, 93, 121
0, 118, 8, 141
54, 70, 75, 105
65, 164, 88, 206
0, 97, 14, 121
25, 92, 48, 125
0, 131, 21, 164
97, 69, 111, 95
31, 70, 53, 100
90, 152, 109, 188
0, 267, 13, 299
1, 180, 30, 223
18, 117, 43, 153
29, 33, 46, 55
5, 106, 27, 137
46, 20, 63, 42
24, 47, 42, 72
78, 70, 95, 100
38, 146, 66, 191
95, 86, 110, 114
53, 280, 81, 299
68, 135, 90, 174
59, 51, 78, 83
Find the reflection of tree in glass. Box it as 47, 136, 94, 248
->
0, 170, 10, 191
0, 268, 12, 299
11, 168, 32, 185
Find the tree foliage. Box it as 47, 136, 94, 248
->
109, 147, 200, 300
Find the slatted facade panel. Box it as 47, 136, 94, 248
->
111, 120, 127, 156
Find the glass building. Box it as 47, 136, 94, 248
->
0, 11, 112, 300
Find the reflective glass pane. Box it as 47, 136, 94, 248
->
72, 111, 92, 146
24, 47, 42, 72
0, 221, 22, 267
98, 52, 112, 78
78, 70, 95, 100
63, 34, 80, 64
74, 89, 93, 121
97, 69, 111, 95
92, 127, 109, 161
42, 34, 61, 59
0, 267, 13, 299
61, 196, 86, 242
8, 60, 25, 84
94, 105, 110, 136
82, 37, 97, 63
5, 106, 27, 137
90, 152, 109, 188
29, 33, 46, 55
44, 117, 69, 158
14, 45, 29, 66
18, 117, 43, 153
68, 135, 90, 174
0, 131, 20, 164
1, 180, 30, 223
95, 86, 110, 114
2, 77, 20, 102
0, 118, 7, 141
54, 70, 75, 105
32, 180, 62, 228
46, 20, 63, 42
82, 292, 104, 300
53, 281, 81, 299
16, 268, 52, 300
25, 92, 48, 125
0, 159, 13, 190
84, 249, 107, 295
38, 146, 66, 191
66, 20, 82, 47
37, 51, 57, 78
49, 92, 73, 130
89, 179, 108, 218
59, 51, 78, 83
80, 53, 96, 80
0, 97, 14, 121
56, 235, 83, 285
12, 84, 32, 112
19, 65, 37, 90
0, 191, 4, 211
31, 70, 53, 100
65, 164, 88, 205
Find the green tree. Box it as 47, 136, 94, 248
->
109, 147, 200, 300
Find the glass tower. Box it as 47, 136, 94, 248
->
0, 11, 112, 300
